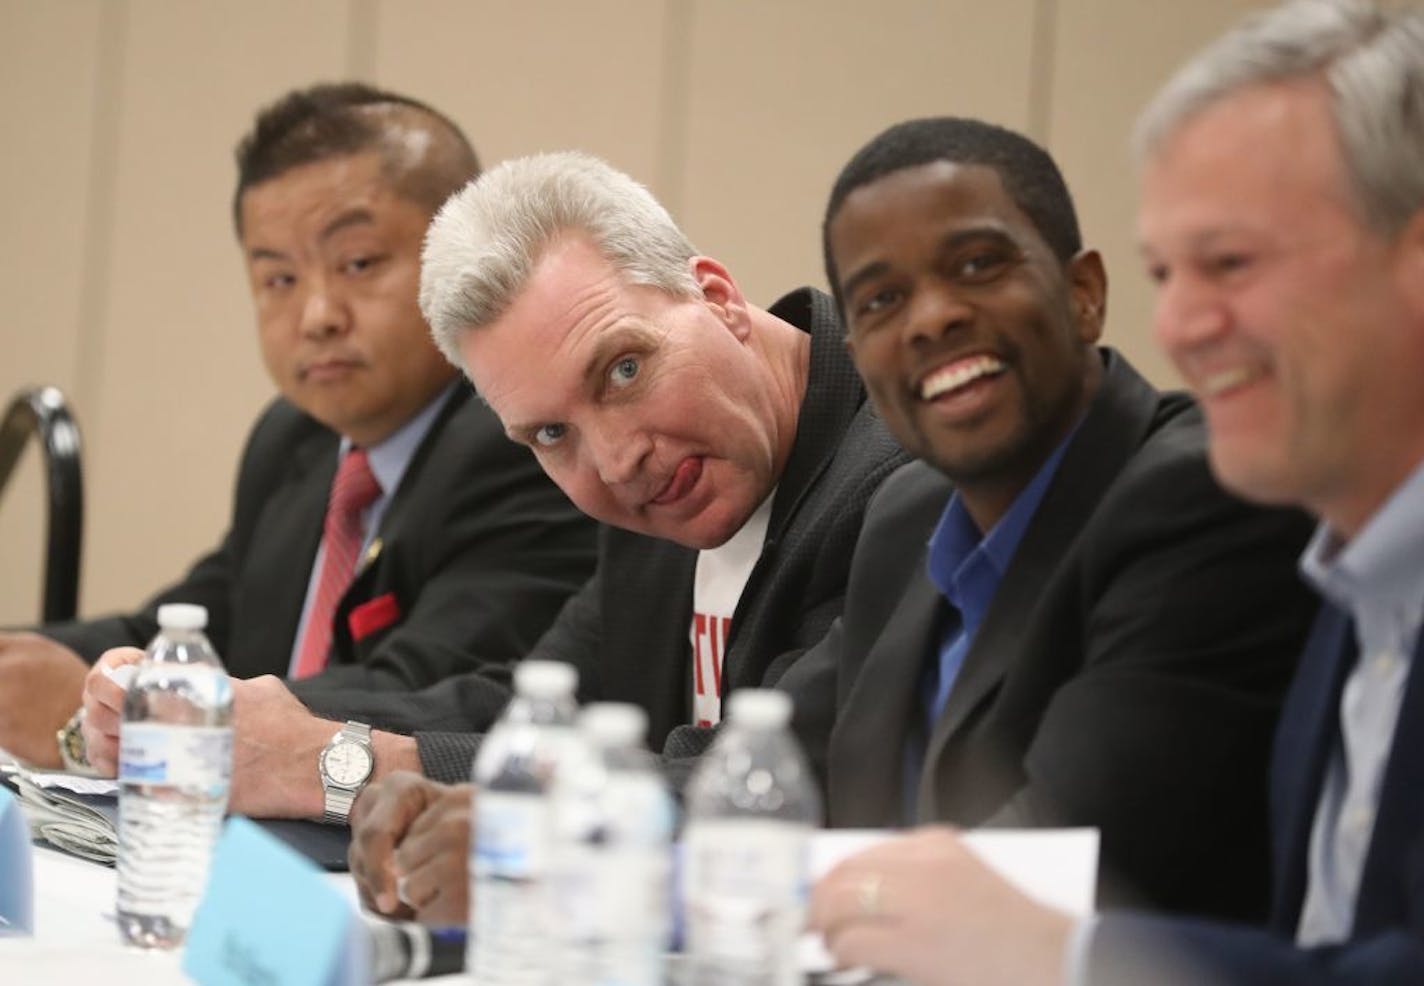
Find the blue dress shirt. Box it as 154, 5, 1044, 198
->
903, 427, 1079, 819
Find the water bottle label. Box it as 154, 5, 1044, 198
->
474, 791, 548, 878
119, 723, 233, 789
471, 792, 550, 983
683, 820, 808, 974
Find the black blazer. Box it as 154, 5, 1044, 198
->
302, 288, 911, 786
821, 351, 1318, 920
45, 384, 598, 693
1088, 604, 1424, 985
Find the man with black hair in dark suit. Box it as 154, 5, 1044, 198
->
801, 113, 1317, 926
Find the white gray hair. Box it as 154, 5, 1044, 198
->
1135, 0, 1424, 235
419, 150, 701, 369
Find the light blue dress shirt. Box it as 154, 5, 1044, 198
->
1294, 457, 1424, 945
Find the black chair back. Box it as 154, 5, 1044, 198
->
0, 387, 84, 622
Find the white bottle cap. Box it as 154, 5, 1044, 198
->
727, 689, 791, 729
579, 703, 647, 748
514, 660, 577, 699
156, 603, 208, 631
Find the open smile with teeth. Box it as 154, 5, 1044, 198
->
920, 355, 1007, 400
1199, 365, 1263, 398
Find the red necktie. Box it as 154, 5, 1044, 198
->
291, 448, 381, 679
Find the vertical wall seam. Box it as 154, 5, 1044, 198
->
1027, 0, 1057, 144
73, 0, 128, 456
348, 0, 379, 80
655, 0, 694, 220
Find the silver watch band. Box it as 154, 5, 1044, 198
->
321, 720, 373, 825
323, 787, 359, 826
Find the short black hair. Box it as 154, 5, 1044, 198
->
823, 117, 1082, 311
232, 81, 480, 232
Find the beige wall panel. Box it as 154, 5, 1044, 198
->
1047, 0, 1266, 387
678, 0, 1039, 306
370, 0, 668, 187
0, 1, 104, 624
80, 0, 351, 616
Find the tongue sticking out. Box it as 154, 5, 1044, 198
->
652, 458, 703, 505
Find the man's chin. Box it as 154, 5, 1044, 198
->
647, 507, 750, 552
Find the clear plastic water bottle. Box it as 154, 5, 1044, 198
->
469, 659, 579, 985
683, 689, 822, 986
116, 603, 233, 949
551, 703, 675, 986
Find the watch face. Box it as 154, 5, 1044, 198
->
322, 740, 374, 787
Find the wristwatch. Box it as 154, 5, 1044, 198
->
318, 721, 375, 825
56, 706, 98, 776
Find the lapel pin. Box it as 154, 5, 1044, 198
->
361, 537, 384, 570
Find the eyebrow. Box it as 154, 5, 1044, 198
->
320, 207, 376, 241
245, 208, 378, 263
838, 225, 1019, 301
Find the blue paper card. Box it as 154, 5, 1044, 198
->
183, 816, 367, 986
0, 784, 33, 934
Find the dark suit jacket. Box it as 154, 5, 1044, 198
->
820, 351, 1318, 921
43, 384, 598, 693
301, 288, 911, 786
1088, 604, 1424, 985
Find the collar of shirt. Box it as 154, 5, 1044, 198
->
338, 381, 458, 502
1300, 455, 1424, 657
925, 423, 1080, 635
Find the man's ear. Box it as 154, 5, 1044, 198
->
1067, 248, 1108, 344
690, 255, 751, 339
1393, 208, 1424, 320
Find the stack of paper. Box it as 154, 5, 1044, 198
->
0, 764, 118, 865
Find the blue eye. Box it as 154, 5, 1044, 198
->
533, 423, 566, 447
610, 356, 640, 386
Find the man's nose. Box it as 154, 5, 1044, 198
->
586, 418, 653, 489
904, 283, 973, 347
299, 277, 351, 339
1154, 272, 1229, 356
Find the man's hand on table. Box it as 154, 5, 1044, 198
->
350, 771, 472, 925
0, 632, 90, 769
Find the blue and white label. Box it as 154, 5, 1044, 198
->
119, 723, 232, 792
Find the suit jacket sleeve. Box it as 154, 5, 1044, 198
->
985, 441, 1316, 914
1087, 911, 1424, 986
296, 565, 606, 779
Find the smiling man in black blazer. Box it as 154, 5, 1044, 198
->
805, 116, 1318, 923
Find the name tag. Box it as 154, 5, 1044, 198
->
183, 816, 367, 985
0, 784, 33, 934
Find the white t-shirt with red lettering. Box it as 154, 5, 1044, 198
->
689, 495, 774, 727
